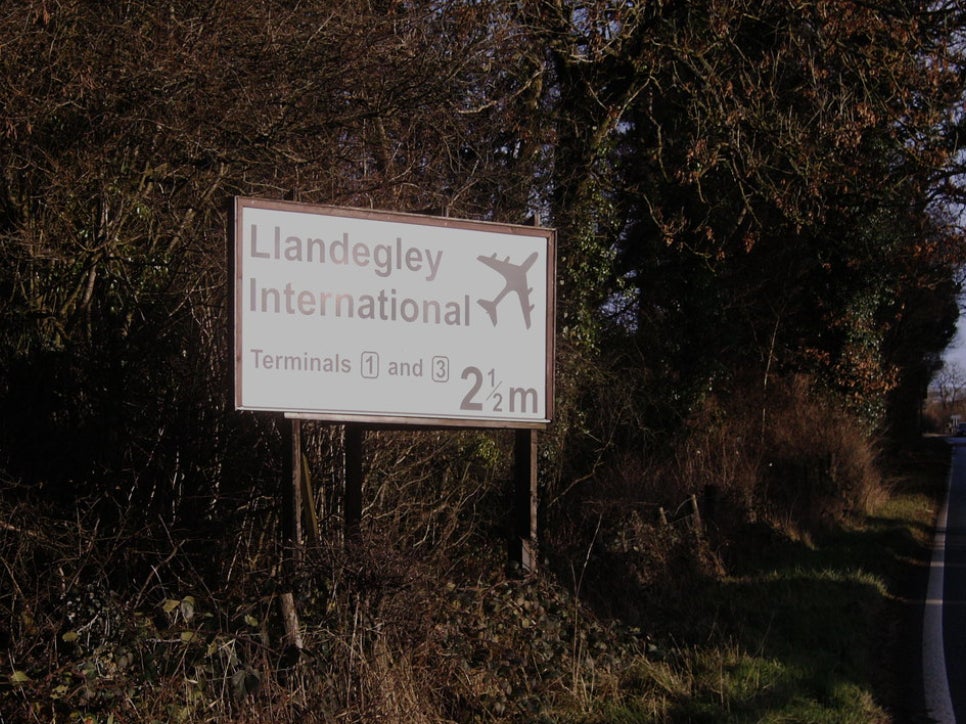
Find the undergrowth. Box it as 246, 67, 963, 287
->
0, 379, 946, 722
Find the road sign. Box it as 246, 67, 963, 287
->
231, 197, 555, 427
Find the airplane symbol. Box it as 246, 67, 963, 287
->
476, 251, 538, 329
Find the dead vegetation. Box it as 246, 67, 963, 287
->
0, 369, 897, 722
1, 0, 961, 719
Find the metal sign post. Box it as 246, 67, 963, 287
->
344, 424, 364, 542
279, 417, 304, 651
511, 428, 538, 572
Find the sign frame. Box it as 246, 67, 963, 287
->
229, 197, 555, 429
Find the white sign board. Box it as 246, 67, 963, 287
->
231, 198, 555, 427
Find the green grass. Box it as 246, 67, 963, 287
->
554, 445, 944, 723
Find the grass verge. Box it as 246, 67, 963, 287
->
548, 438, 946, 723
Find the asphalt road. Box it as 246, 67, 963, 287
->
923, 440, 966, 723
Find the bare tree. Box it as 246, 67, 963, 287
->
933, 361, 966, 412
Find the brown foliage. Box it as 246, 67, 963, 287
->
1, 1, 964, 719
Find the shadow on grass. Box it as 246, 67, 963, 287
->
594, 442, 949, 723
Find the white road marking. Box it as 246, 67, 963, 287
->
923, 450, 957, 723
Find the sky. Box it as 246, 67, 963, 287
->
944, 322, 966, 372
